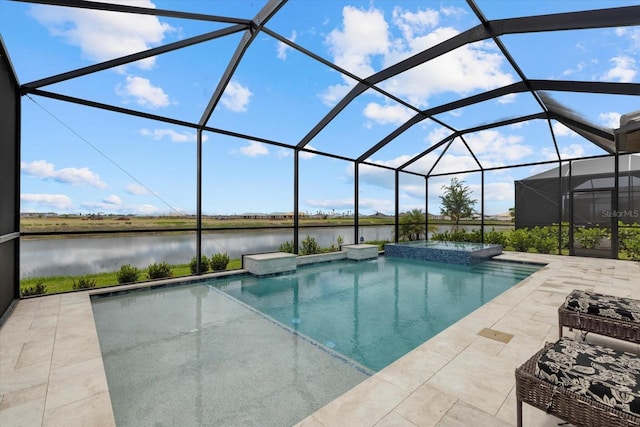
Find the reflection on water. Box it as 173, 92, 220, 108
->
20, 226, 393, 278
20, 224, 511, 279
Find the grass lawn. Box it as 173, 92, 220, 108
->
20, 259, 243, 296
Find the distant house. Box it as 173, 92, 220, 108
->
237, 212, 303, 220
486, 212, 513, 222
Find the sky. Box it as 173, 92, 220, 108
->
1, 0, 639, 217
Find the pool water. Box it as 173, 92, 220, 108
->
92, 282, 370, 426
91, 256, 542, 425
218, 257, 542, 371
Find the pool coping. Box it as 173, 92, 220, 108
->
1, 253, 639, 426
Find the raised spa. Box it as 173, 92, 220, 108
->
384, 240, 502, 265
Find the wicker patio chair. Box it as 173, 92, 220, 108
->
558, 289, 640, 344
515, 338, 640, 427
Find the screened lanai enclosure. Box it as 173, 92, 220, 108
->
1, 0, 639, 316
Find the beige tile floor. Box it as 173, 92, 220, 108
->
1, 253, 639, 426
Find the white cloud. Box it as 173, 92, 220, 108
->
326, 6, 390, 77
453, 130, 531, 166
21, 193, 74, 210
238, 141, 269, 157
615, 27, 640, 54
277, 30, 297, 60
360, 128, 530, 177
319, 81, 356, 106
392, 6, 439, 41
363, 103, 413, 125
599, 112, 622, 129
497, 93, 517, 104
384, 33, 513, 108
559, 144, 586, 159
440, 5, 467, 18
562, 61, 585, 76
103, 194, 122, 205
125, 183, 149, 195
117, 76, 169, 108
139, 128, 206, 142
305, 197, 353, 210
552, 122, 578, 137
221, 80, 253, 112
300, 145, 318, 160
80, 201, 161, 214
359, 198, 396, 214
424, 152, 479, 175
473, 182, 512, 202
602, 56, 637, 83
323, 5, 515, 110
427, 126, 453, 146
542, 143, 586, 161
29, 0, 174, 70
318, 6, 390, 106
21, 160, 107, 188
131, 204, 162, 215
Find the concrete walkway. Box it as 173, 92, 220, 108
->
1, 253, 639, 426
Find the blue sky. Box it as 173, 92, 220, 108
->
1, 0, 638, 216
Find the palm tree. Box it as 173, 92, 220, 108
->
398, 209, 427, 241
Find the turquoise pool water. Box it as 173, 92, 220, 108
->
218, 257, 542, 371
91, 256, 542, 425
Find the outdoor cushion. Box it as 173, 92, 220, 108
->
535, 338, 640, 417
564, 289, 640, 323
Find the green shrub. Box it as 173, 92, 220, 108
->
556, 222, 570, 250
622, 233, 640, 260
507, 228, 531, 252
529, 226, 556, 254
147, 262, 173, 279
117, 264, 140, 284
279, 241, 294, 253
432, 229, 478, 242
210, 253, 230, 271
72, 276, 97, 290
366, 240, 389, 251
619, 222, 640, 252
22, 282, 47, 296
300, 235, 320, 255
467, 229, 482, 243
574, 226, 609, 249
189, 255, 210, 274
532, 236, 556, 254
484, 229, 507, 246
430, 231, 449, 241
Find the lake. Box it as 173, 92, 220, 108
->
20, 224, 512, 279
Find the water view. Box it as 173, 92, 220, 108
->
20, 225, 512, 279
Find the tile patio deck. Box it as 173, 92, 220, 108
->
1, 253, 639, 426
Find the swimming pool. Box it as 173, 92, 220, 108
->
219, 257, 541, 371
91, 256, 542, 425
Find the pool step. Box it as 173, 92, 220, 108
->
471, 261, 542, 280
